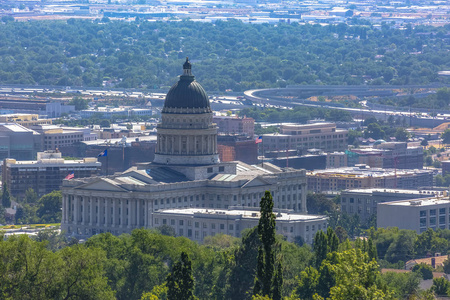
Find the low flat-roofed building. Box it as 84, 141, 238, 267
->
151, 207, 328, 244
307, 165, 433, 193
377, 197, 450, 233
3, 151, 101, 198
0, 114, 52, 127
341, 188, 448, 221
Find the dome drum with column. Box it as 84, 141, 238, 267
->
153, 58, 219, 166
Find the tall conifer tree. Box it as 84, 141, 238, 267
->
254, 191, 280, 298
166, 252, 196, 300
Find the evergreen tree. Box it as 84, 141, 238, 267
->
327, 227, 339, 253
313, 230, 328, 268
166, 252, 196, 300
254, 191, 278, 298
368, 237, 378, 261
272, 263, 283, 300
226, 227, 261, 300
2, 184, 11, 208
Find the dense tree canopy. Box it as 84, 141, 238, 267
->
0, 20, 448, 92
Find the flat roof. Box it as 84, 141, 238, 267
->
155, 208, 327, 221
308, 167, 432, 178
344, 188, 446, 195
379, 197, 450, 207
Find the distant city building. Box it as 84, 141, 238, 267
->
3, 151, 101, 198
30, 125, 85, 151
46, 102, 75, 118
326, 152, 347, 168
62, 59, 314, 239
152, 207, 328, 244
346, 142, 423, 169
270, 154, 327, 171
80, 107, 153, 119
377, 197, 450, 233
341, 188, 448, 221
213, 116, 255, 137
0, 114, 52, 127
217, 135, 258, 165
307, 165, 433, 193
442, 161, 450, 176
0, 123, 41, 160
262, 122, 348, 154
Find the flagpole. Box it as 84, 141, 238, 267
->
106, 149, 109, 176
262, 136, 264, 168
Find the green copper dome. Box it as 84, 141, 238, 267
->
162, 58, 211, 113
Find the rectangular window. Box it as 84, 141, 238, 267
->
229, 224, 234, 230
430, 217, 436, 226
420, 218, 427, 227
155, 218, 159, 224
195, 222, 199, 228
440, 208, 446, 215
220, 224, 225, 230
439, 215, 446, 225
179, 220, 184, 226
420, 210, 427, 217
219, 166, 224, 172
207, 167, 213, 173
212, 223, 216, 229
430, 209, 436, 216
163, 219, 167, 225
188, 229, 192, 237
171, 219, 175, 225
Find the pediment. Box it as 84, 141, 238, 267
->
242, 176, 271, 188
75, 178, 127, 192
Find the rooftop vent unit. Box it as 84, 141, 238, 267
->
410, 200, 422, 206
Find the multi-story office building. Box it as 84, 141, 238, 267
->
61, 59, 315, 240
326, 152, 347, 168
262, 122, 348, 154
346, 142, 423, 169
341, 188, 448, 221
152, 207, 328, 244
442, 161, 450, 176
3, 151, 101, 198
0, 123, 41, 160
213, 116, 255, 137
377, 197, 450, 233
307, 165, 433, 193
30, 125, 85, 151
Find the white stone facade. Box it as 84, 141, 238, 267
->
151, 207, 328, 244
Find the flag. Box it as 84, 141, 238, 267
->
255, 136, 263, 144
65, 172, 75, 180
98, 149, 107, 157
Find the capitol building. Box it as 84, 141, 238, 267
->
61, 59, 327, 243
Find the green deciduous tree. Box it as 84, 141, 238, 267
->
432, 277, 450, 296
295, 266, 319, 300
412, 263, 433, 280
36, 190, 62, 223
